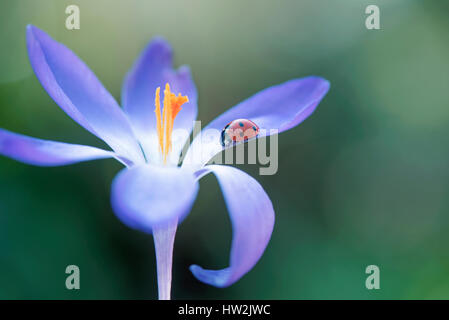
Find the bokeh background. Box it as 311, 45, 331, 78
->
0, 0, 448, 299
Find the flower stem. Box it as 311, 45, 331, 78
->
153, 219, 178, 300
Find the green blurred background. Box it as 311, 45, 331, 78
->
0, 0, 448, 299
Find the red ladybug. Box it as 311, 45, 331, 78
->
221, 119, 260, 147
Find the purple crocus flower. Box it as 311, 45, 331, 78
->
0, 25, 330, 299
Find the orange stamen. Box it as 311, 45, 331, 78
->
154, 83, 189, 164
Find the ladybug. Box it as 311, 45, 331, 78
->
221, 119, 260, 147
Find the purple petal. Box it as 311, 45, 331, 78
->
122, 37, 198, 162
0, 128, 116, 166
190, 165, 275, 287
26, 25, 144, 164
183, 77, 329, 168
111, 165, 199, 233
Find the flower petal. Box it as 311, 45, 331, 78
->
122, 37, 198, 163
111, 165, 199, 233
183, 76, 329, 168
190, 165, 275, 287
26, 25, 144, 164
0, 128, 116, 166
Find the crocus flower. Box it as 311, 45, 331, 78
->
0, 25, 330, 299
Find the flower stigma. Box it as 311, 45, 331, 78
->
154, 83, 189, 164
